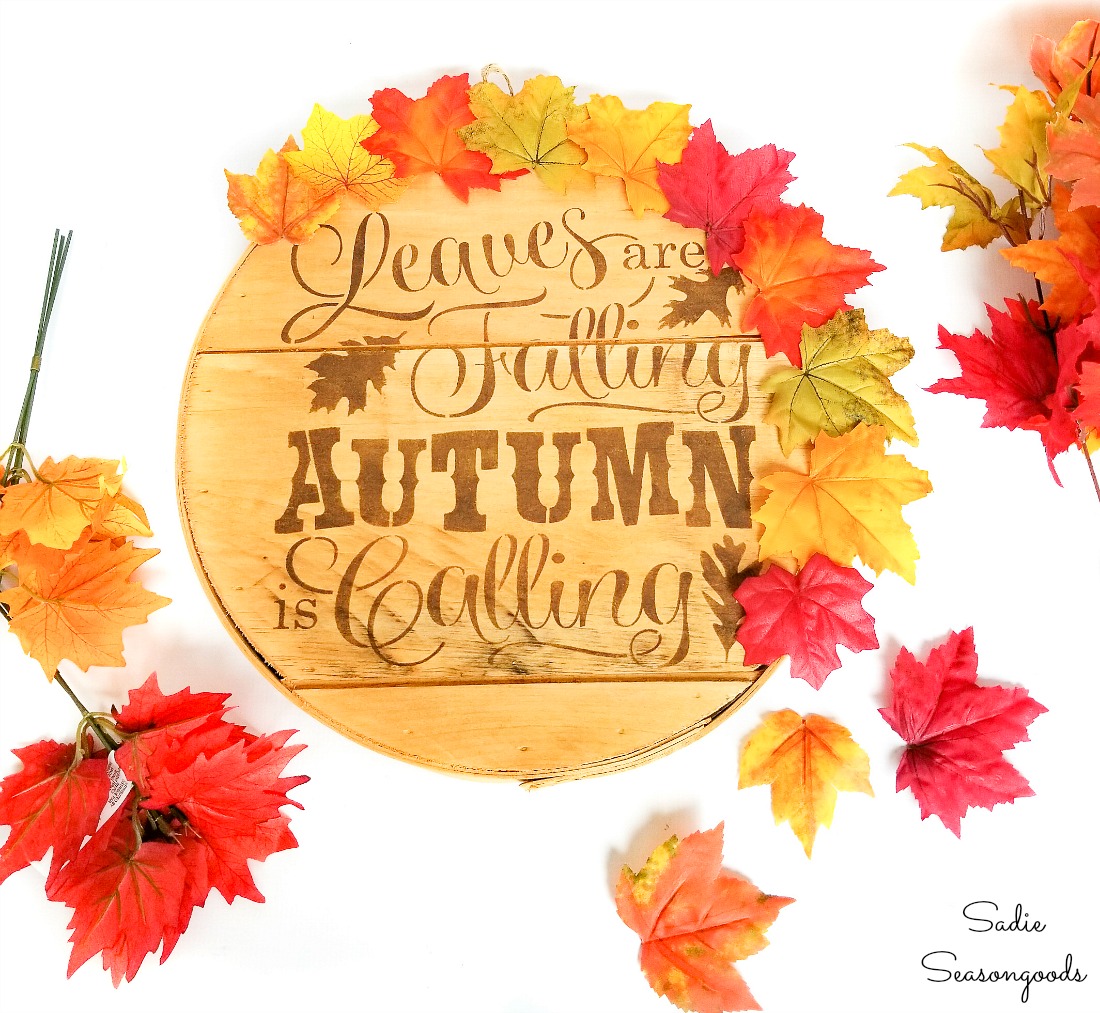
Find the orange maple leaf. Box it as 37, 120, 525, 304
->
362, 74, 509, 202
0, 533, 169, 677
1002, 182, 1100, 321
733, 204, 883, 365
0, 457, 123, 550
752, 426, 932, 583
739, 710, 873, 857
225, 137, 341, 245
568, 94, 692, 216
616, 824, 792, 1013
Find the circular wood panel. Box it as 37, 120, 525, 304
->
178, 173, 788, 784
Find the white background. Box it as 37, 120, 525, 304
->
1, 2, 1098, 1011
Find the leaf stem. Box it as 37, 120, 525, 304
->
1078, 433, 1100, 509
3, 230, 72, 487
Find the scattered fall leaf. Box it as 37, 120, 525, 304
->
0, 533, 169, 677
733, 204, 883, 365
739, 710, 873, 856
879, 628, 1046, 835
363, 74, 509, 201
569, 94, 692, 216
657, 121, 795, 273
763, 309, 917, 454
460, 74, 589, 193
0, 456, 123, 550
660, 269, 744, 329
225, 136, 341, 245
733, 555, 878, 689
284, 104, 406, 208
752, 426, 931, 583
616, 824, 792, 1013
889, 144, 1029, 250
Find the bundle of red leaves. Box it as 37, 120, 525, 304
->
0, 674, 307, 984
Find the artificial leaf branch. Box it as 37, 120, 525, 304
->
0, 234, 308, 984
893, 18, 1100, 500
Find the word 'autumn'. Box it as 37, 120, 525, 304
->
282, 210, 708, 344
276, 423, 755, 534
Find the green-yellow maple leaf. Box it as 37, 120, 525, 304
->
983, 86, 1054, 206
890, 144, 1029, 250
763, 310, 918, 455
459, 75, 591, 193
284, 103, 406, 208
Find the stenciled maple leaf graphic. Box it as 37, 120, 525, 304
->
305, 334, 404, 413
659, 267, 744, 329
699, 536, 758, 661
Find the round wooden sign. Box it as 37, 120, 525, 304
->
179, 173, 792, 783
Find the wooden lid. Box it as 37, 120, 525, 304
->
178, 173, 788, 784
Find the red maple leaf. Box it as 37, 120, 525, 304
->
878, 628, 1046, 836
733, 203, 883, 365
1077, 358, 1100, 431
928, 298, 1097, 479
363, 73, 519, 201
657, 120, 795, 274
0, 738, 109, 885
46, 808, 188, 985
732, 555, 878, 689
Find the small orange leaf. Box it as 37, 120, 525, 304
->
0, 457, 123, 550
616, 824, 792, 1013
0, 533, 169, 677
91, 491, 153, 541
569, 95, 692, 216
739, 710, 872, 856
225, 137, 340, 245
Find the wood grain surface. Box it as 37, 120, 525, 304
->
178, 173, 797, 782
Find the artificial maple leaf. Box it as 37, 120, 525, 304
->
889, 144, 1030, 250
225, 136, 341, 245
879, 628, 1046, 836
1001, 183, 1100, 321
616, 824, 792, 1013
763, 309, 917, 455
1047, 93, 1100, 211
362, 74, 509, 202
0, 456, 123, 549
1031, 19, 1099, 108
305, 337, 400, 412
753, 426, 931, 583
0, 533, 169, 676
733, 204, 883, 365
928, 298, 1085, 474
657, 121, 795, 274
284, 104, 406, 208
660, 269, 744, 329
732, 555, 878, 689
1076, 358, 1100, 431
90, 491, 153, 541
46, 807, 187, 986
983, 86, 1053, 206
459, 74, 589, 193
699, 537, 758, 662
739, 710, 872, 856
0, 738, 108, 884
568, 94, 692, 216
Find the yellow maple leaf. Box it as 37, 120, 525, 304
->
91, 491, 153, 541
0, 534, 169, 677
764, 309, 918, 455
983, 86, 1054, 206
1002, 182, 1100, 321
753, 426, 931, 583
0, 457, 123, 550
225, 136, 341, 245
460, 74, 591, 194
284, 104, 407, 208
889, 144, 1029, 250
568, 95, 691, 216
739, 710, 872, 857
